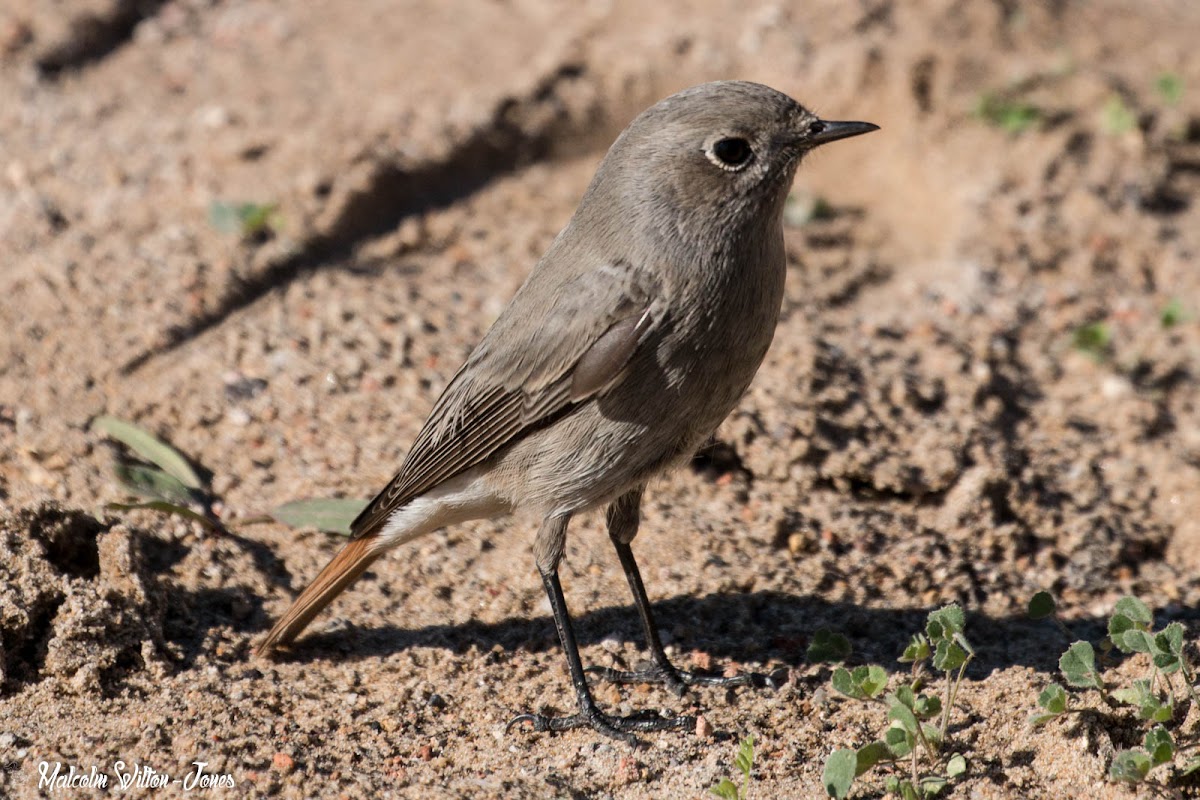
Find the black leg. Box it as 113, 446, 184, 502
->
589, 488, 752, 692
507, 515, 694, 744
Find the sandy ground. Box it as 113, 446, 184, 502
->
2, 0, 1200, 797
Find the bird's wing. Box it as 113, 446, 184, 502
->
348, 259, 660, 539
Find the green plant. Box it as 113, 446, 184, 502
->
710, 735, 755, 800
209, 200, 281, 239
1102, 95, 1137, 135
1071, 321, 1111, 360
808, 629, 853, 663
1155, 73, 1184, 106
1161, 298, 1189, 328
783, 192, 835, 227
1029, 594, 1200, 785
93, 416, 367, 535
974, 93, 1042, 134
823, 605, 974, 798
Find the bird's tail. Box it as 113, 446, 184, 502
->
255, 535, 383, 656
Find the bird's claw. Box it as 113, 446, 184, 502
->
506, 707, 694, 746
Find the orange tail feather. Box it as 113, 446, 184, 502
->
256, 536, 383, 656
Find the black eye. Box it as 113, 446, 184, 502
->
808, 121, 826, 136
709, 137, 753, 169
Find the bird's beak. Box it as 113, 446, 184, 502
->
806, 120, 880, 147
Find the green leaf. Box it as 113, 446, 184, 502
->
270, 498, 371, 535
833, 665, 889, 701
822, 749, 857, 798
1059, 641, 1102, 689
783, 193, 836, 228
1028, 712, 1062, 727
974, 93, 1042, 134
900, 779, 921, 800
855, 741, 890, 776
112, 462, 194, 503
1038, 683, 1068, 714
926, 605, 965, 642
921, 723, 943, 750
1112, 678, 1149, 707
919, 775, 947, 797
899, 634, 931, 664
913, 693, 942, 721
1157, 621, 1185, 655
1144, 726, 1174, 767
1109, 750, 1151, 784
1027, 591, 1056, 620
1155, 73, 1184, 106
932, 639, 968, 672
1160, 298, 1188, 328
1116, 629, 1157, 655
735, 735, 754, 779
884, 723, 913, 759
1072, 322, 1111, 359
831, 667, 858, 699
209, 200, 280, 238
92, 415, 204, 489
1114, 596, 1153, 626
1153, 622, 1185, 673
887, 700, 920, 734
1183, 756, 1200, 776
105, 501, 220, 531
1113, 678, 1173, 723
1102, 95, 1137, 135
946, 754, 967, 778
808, 629, 853, 663
860, 665, 888, 698
710, 778, 739, 800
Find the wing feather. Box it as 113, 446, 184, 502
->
348, 261, 659, 539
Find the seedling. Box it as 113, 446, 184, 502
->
808, 629, 853, 664
1161, 298, 1189, 328
93, 416, 367, 535
974, 92, 1042, 134
823, 605, 973, 798
783, 193, 835, 228
1071, 321, 1111, 360
1155, 73, 1184, 106
1026, 590, 1074, 640
1029, 593, 1200, 786
1102, 95, 1137, 135
91, 415, 219, 530
208, 200, 281, 240
1111, 727, 1175, 784
710, 735, 755, 800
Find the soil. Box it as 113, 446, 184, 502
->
2, 0, 1200, 797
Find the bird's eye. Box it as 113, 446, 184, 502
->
707, 137, 754, 170
808, 121, 826, 136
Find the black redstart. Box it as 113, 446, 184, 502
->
258, 80, 877, 743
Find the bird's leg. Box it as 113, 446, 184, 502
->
587, 487, 752, 692
506, 514, 693, 744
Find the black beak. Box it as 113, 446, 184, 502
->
805, 120, 880, 147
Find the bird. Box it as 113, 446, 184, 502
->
256, 80, 877, 743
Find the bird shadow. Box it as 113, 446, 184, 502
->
256, 589, 1200, 678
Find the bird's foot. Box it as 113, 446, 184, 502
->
586, 663, 753, 696
506, 706, 694, 746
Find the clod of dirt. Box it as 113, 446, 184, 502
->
0, 504, 168, 696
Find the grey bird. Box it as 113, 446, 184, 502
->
257, 80, 877, 742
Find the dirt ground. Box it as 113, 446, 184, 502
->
2, 0, 1199, 797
